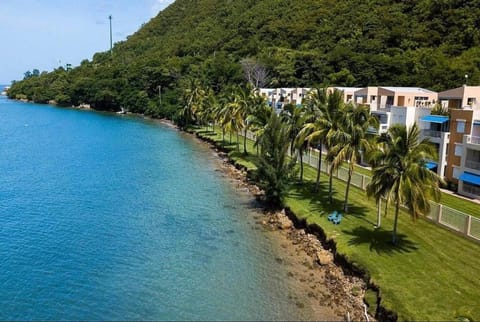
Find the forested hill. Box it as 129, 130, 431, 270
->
8, 0, 480, 116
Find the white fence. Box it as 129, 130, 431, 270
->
245, 130, 480, 242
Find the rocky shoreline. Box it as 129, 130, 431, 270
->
201, 143, 374, 321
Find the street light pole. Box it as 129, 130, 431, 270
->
109, 15, 113, 55
465, 74, 469, 86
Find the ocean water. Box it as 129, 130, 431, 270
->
0, 96, 307, 320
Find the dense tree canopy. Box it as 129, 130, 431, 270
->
8, 0, 480, 114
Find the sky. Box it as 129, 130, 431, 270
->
0, 0, 175, 84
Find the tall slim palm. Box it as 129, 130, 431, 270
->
300, 88, 344, 194
366, 123, 443, 244
297, 88, 326, 191
332, 103, 378, 212
367, 132, 391, 228
216, 88, 233, 143
224, 94, 244, 151
247, 95, 271, 155
201, 88, 218, 132
281, 103, 310, 183
179, 78, 205, 129
230, 84, 256, 154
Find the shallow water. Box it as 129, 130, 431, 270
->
0, 96, 311, 320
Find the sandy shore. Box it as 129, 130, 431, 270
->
190, 133, 374, 321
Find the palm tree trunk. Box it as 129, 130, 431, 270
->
393, 200, 400, 244
299, 148, 304, 183
314, 143, 322, 192
328, 164, 334, 203
236, 132, 240, 151
344, 165, 353, 213
243, 128, 248, 154
376, 199, 381, 228
384, 197, 389, 217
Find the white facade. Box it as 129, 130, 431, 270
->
259, 87, 312, 111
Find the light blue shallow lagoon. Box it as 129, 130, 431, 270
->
0, 93, 307, 320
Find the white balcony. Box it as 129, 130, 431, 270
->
465, 135, 480, 145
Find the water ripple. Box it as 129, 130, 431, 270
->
0, 97, 304, 320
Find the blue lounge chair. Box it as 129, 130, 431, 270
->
332, 213, 343, 225
327, 211, 338, 221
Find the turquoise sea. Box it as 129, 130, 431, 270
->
0, 92, 309, 320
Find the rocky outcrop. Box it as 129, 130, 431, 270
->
261, 208, 373, 321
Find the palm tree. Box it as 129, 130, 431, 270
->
366, 123, 443, 244
281, 103, 311, 183
296, 88, 326, 191
200, 88, 218, 132
299, 88, 344, 194
332, 103, 379, 212
216, 88, 233, 144
224, 92, 244, 150
228, 84, 257, 154
247, 95, 271, 155
366, 132, 390, 228
178, 78, 205, 129
256, 112, 295, 207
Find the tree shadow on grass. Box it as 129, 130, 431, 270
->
345, 204, 378, 226
287, 181, 372, 224
288, 181, 333, 214
228, 150, 257, 164
342, 226, 419, 255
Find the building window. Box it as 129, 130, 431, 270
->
457, 120, 466, 133
453, 167, 461, 179
454, 144, 463, 157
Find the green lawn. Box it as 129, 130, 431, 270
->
193, 126, 480, 321
308, 143, 480, 217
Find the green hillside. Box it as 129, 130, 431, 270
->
8, 0, 480, 116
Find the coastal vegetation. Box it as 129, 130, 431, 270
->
8, 0, 480, 115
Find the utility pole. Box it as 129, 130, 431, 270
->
109, 15, 113, 54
